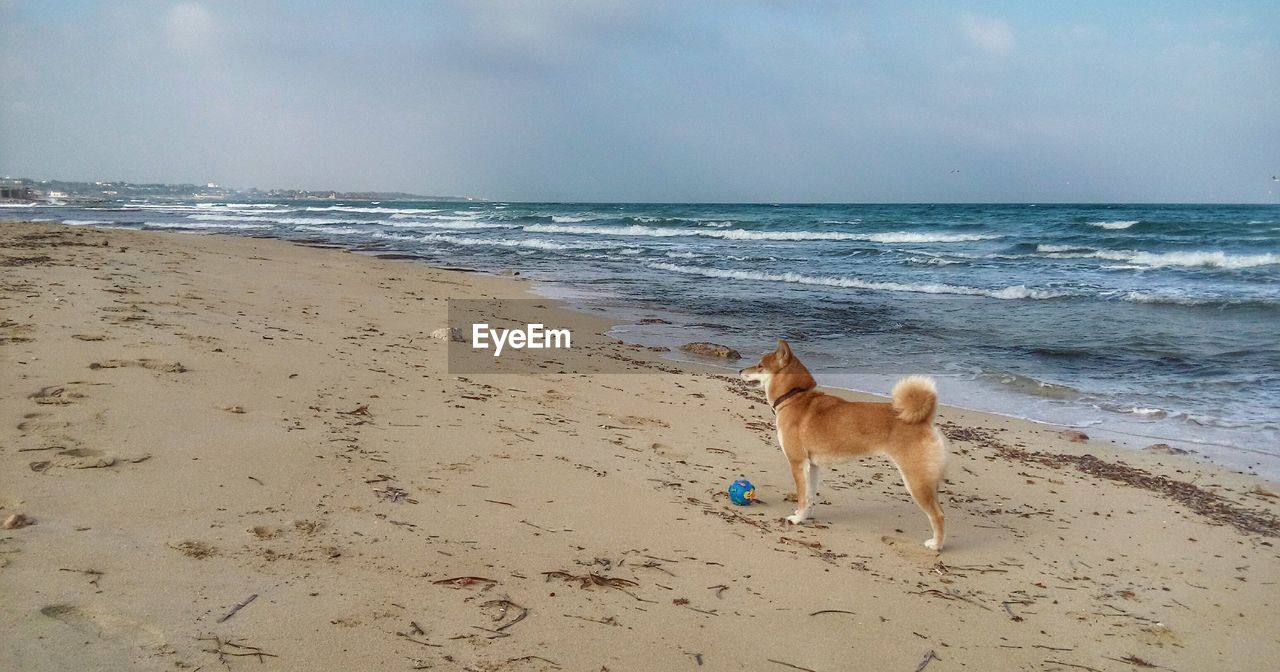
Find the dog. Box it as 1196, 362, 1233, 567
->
740, 339, 948, 550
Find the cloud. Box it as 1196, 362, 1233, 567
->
166, 2, 216, 56
959, 12, 1015, 56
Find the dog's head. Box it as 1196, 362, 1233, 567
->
739, 339, 796, 388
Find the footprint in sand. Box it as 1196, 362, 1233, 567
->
40, 604, 166, 649
89, 359, 187, 373
29, 447, 151, 472
249, 525, 284, 540
28, 385, 87, 405
600, 413, 671, 429
649, 441, 691, 460
17, 412, 72, 433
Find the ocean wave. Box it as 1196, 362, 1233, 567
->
1037, 244, 1093, 253
385, 219, 514, 230
648, 263, 1067, 300
1035, 244, 1278, 269
865, 232, 1001, 243
130, 204, 210, 211
62, 219, 111, 225
305, 205, 441, 215
1093, 250, 1278, 269
1087, 220, 1139, 229
906, 256, 962, 266
188, 213, 265, 221
524, 223, 1000, 243
190, 213, 380, 227
633, 216, 743, 226
294, 225, 363, 235
197, 202, 289, 209
372, 231, 623, 252
1120, 291, 1278, 309
150, 221, 272, 230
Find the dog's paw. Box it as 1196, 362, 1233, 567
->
786, 513, 807, 525
923, 538, 942, 551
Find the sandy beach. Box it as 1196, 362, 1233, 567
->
2, 221, 1277, 671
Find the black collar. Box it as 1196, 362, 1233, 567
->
771, 386, 812, 412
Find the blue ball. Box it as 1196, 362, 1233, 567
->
728, 478, 756, 506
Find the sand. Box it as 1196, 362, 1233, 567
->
2, 221, 1277, 671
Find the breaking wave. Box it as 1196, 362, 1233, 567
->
648, 263, 1067, 299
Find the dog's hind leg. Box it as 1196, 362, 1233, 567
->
899, 465, 945, 551
786, 458, 813, 525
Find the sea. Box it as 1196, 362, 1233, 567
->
4, 201, 1278, 477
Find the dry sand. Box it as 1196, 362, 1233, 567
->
2, 221, 1277, 671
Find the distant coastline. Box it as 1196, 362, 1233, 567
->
0, 176, 477, 205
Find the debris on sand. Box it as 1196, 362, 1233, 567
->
2, 513, 34, 529
679, 342, 742, 360
942, 423, 1280, 537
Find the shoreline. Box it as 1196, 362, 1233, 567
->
531, 280, 1280, 481
3, 221, 1278, 670
9, 208, 1278, 479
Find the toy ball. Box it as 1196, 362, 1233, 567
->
728, 479, 756, 506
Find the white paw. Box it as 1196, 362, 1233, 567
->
923, 538, 940, 551
786, 513, 807, 525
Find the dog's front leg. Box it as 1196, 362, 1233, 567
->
786, 458, 812, 524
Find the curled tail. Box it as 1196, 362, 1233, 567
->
892, 375, 937, 424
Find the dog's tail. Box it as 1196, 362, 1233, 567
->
892, 375, 937, 424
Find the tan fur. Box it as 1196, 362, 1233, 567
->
741, 340, 948, 550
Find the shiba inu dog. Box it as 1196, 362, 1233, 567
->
740, 340, 948, 550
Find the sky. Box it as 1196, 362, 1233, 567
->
1, 1, 1277, 203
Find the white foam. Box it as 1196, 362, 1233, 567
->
294, 225, 363, 235
62, 219, 111, 226
1038, 246, 1277, 269
151, 221, 271, 230
305, 205, 441, 215
373, 231, 622, 252
198, 202, 289, 209
864, 232, 1002, 243
906, 256, 962, 266
385, 219, 514, 230
1088, 220, 1139, 229
1037, 244, 1091, 253
188, 213, 265, 221
648, 263, 1067, 300
1094, 249, 1278, 269
525, 223, 999, 243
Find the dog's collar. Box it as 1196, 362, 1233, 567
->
770, 386, 812, 412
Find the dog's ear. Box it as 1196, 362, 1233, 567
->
775, 339, 791, 365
